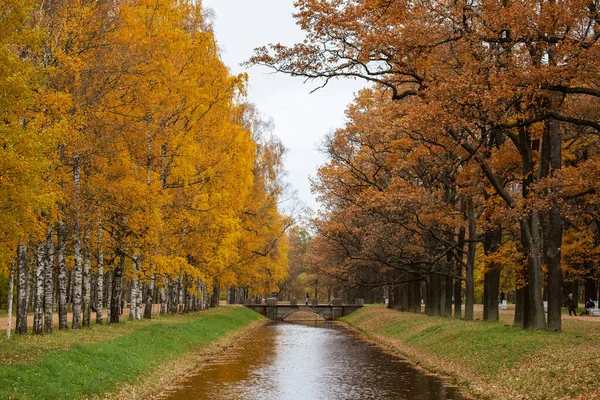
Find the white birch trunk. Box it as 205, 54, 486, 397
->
136, 278, 142, 320
129, 259, 138, 321
25, 252, 32, 313
16, 242, 28, 335
198, 280, 204, 310
72, 156, 82, 329
57, 221, 68, 330
44, 228, 54, 334
33, 243, 45, 334
82, 228, 91, 327
96, 219, 104, 324
178, 276, 184, 314
200, 280, 206, 310
6, 267, 15, 340
106, 268, 112, 323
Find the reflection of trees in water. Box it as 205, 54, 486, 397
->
165, 323, 462, 400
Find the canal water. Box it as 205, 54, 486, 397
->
162, 322, 463, 400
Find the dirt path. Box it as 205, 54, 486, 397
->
471, 303, 600, 323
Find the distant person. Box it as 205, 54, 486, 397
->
581, 298, 595, 316
567, 293, 577, 316
305, 293, 309, 305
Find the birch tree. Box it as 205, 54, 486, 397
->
44, 228, 54, 333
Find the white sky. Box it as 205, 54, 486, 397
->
202, 0, 365, 212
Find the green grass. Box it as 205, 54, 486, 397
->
0, 306, 262, 399
380, 317, 556, 374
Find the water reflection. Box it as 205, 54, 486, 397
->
162, 322, 462, 400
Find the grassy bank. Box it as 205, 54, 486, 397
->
342, 305, 600, 399
0, 306, 264, 399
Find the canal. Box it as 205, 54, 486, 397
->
162, 322, 463, 399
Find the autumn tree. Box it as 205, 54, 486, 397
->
250, 0, 600, 331
2, 0, 291, 335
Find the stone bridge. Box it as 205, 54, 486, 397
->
244, 298, 363, 321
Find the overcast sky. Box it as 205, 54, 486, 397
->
202, 0, 365, 212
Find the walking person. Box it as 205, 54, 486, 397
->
567, 293, 577, 316
305, 292, 309, 305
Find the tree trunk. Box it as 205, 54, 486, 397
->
465, 199, 476, 320
514, 285, 525, 327
178, 276, 185, 313
391, 283, 403, 310
545, 204, 562, 331
136, 278, 142, 319
7, 267, 15, 340
227, 286, 234, 305
544, 117, 563, 332
454, 225, 465, 318
57, 221, 68, 330
71, 221, 82, 329
82, 228, 91, 327
210, 280, 220, 308
44, 228, 54, 334
400, 281, 410, 312
129, 277, 136, 320
426, 273, 441, 316
483, 225, 502, 322
33, 243, 45, 334
195, 280, 202, 311
160, 282, 167, 315
143, 273, 155, 319
184, 276, 191, 313
520, 215, 547, 330
110, 250, 125, 324
72, 158, 82, 329
16, 243, 28, 335
407, 277, 420, 313
96, 220, 104, 324
199, 280, 206, 310
106, 266, 112, 323
168, 280, 177, 314
129, 259, 138, 321
444, 274, 453, 317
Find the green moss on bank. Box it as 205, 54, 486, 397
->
0, 306, 262, 399
342, 305, 600, 399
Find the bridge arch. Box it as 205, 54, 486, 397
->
243, 303, 363, 321
282, 310, 326, 322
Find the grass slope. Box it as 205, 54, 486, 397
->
0, 306, 262, 399
342, 305, 600, 399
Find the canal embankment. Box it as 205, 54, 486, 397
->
341, 305, 600, 399
0, 306, 265, 399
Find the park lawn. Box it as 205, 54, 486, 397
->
342, 305, 600, 399
0, 306, 264, 399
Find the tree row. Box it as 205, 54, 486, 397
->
251, 0, 600, 331
2, 0, 289, 337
